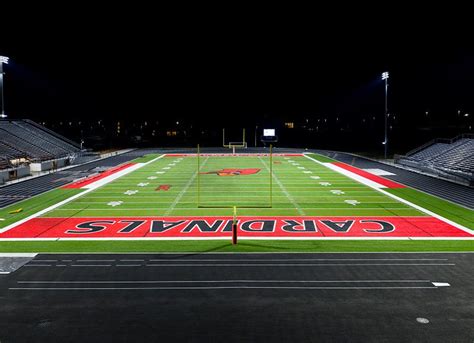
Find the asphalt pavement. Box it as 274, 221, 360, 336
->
0, 252, 472, 342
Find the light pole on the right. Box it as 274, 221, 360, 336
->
381, 71, 389, 159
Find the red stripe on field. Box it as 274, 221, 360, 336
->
1, 216, 471, 238
165, 153, 303, 157
332, 162, 405, 188
62, 163, 136, 189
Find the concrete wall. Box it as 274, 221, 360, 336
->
0, 166, 30, 184
30, 157, 69, 173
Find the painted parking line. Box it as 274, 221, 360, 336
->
11, 278, 450, 291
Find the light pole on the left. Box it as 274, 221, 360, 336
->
0, 55, 10, 119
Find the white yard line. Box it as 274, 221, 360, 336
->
163, 157, 209, 216
259, 157, 305, 216
0, 155, 165, 234
303, 154, 473, 234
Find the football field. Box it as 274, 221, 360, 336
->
0, 153, 472, 242
46, 154, 419, 217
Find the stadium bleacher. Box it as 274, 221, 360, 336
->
428, 139, 474, 172
395, 134, 474, 186
316, 149, 474, 209
20, 119, 81, 151
410, 142, 450, 160
0, 141, 25, 159
0, 119, 81, 167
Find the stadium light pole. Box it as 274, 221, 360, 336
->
381, 71, 389, 159
0, 55, 9, 119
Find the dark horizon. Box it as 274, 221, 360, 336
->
1, 12, 473, 153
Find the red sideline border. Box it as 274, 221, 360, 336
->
62, 163, 136, 189
165, 153, 303, 157
332, 162, 405, 188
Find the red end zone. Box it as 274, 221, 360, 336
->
0, 216, 472, 239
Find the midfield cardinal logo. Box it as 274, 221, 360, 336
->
202, 168, 261, 176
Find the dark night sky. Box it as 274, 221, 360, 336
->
2, 7, 474, 128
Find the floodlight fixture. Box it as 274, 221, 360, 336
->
0, 55, 9, 118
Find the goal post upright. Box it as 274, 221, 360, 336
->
232, 206, 238, 245
223, 128, 247, 148
197, 144, 201, 207
270, 144, 273, 207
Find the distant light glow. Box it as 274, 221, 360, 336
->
381, 71, 389, 80
0, 56, 9, 64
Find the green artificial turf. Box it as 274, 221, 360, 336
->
387, 188, 474, 230
0, 188, 83, 229
42, 155, 422, 217
0, 239, 472, 253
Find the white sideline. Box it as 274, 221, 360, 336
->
0, 155, 165, 234
324, 163, 388, 189
82, 164, 144, 190
303, 154, 473, 235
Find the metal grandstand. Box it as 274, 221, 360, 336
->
0, 119, 81, 165
395, 134, 474, 186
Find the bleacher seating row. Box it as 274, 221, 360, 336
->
396, 134, 474, 185
0, 119, 81, 168
0, 157, 11, 170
